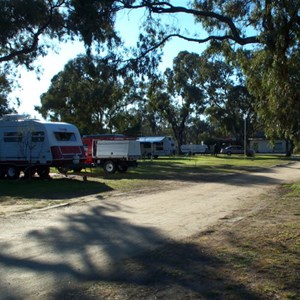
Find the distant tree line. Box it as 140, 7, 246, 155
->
34, 51, 259, 149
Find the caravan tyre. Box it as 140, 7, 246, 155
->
6, 166, 20, 179
117, 164, 128, 173
0, 166, 6, 179
24, 167, 37, 178
37, 166, 50, 178
104, 161, 117, 174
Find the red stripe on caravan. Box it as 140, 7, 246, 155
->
51, 146, 85, 159
59, 146, 82, 154
51, 146, 63, 159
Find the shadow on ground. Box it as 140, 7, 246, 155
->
91, 157, 294, 185
0, 198, 288, 300
0, 177, 112, 200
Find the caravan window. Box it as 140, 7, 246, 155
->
32, 131, 45, 142
154, 142, 164, 151
142, 142, 151, 149
54, 132, 76, 141
4, 132, 22, 142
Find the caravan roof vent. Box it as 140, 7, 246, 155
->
0, 114, 31, 122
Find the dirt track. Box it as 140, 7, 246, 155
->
0, 162, 300, 299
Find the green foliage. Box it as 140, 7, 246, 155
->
0, 75, 15, 116
0, 0, 123, 114
0, 0, 120, 67
238, 47, 300, 142
147, 50, 256, 147
1, 0, 299, 147
66, 0, 119, 50
0, 0, 64, 67
195, 0, 300, 143
148, 51, 210, 147
36, 55, 140, 134
206, 82, 258, 144
123, 0, 300, 145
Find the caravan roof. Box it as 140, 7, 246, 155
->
137, 136, 166, 143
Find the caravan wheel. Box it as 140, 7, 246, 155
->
103, 161, 117, 174
6, 166, 20, 179
37, 166, 50, 178
24, 167, 37, 178
0, 166, 6, 179
117, 163, 128, 173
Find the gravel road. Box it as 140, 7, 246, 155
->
1, 162, 300, 299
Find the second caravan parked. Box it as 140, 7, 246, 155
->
137, 136, 176, 158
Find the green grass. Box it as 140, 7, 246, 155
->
89, 154, 294, 179
0, 154, 296, 204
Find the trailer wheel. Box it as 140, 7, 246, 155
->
103, 161, 117, 174
57, 166, 69, 175
0, 166, 6, 179
6, 166, 20, 179
24, 167, 37, 178
37, 166, 50, 178
117, 164, 128, 173
72, 167, 83, 172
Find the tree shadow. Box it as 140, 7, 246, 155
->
94, 155, 297, 183
0, 177, 112, 200
0, 201, 265, 300
101, 161, 288, 189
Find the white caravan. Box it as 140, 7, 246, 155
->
180, 143, 209, 155
137, 136, 176, 158
0, 114, 85, 179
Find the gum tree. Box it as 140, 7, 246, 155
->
1, 1, 299, 146
36, 55, 139, 134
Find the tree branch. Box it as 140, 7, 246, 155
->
122, 2, 259, 45
133, 32, 255, 63
0, 1, 64, 63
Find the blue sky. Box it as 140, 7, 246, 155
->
13, 1, 206, 118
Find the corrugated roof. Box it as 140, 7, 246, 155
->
137, 136, 166, 143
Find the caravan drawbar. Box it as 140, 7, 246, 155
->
0, 115, 85, 179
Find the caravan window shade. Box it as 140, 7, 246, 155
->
54, 132, 76, 141
3, 132, 23, 142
